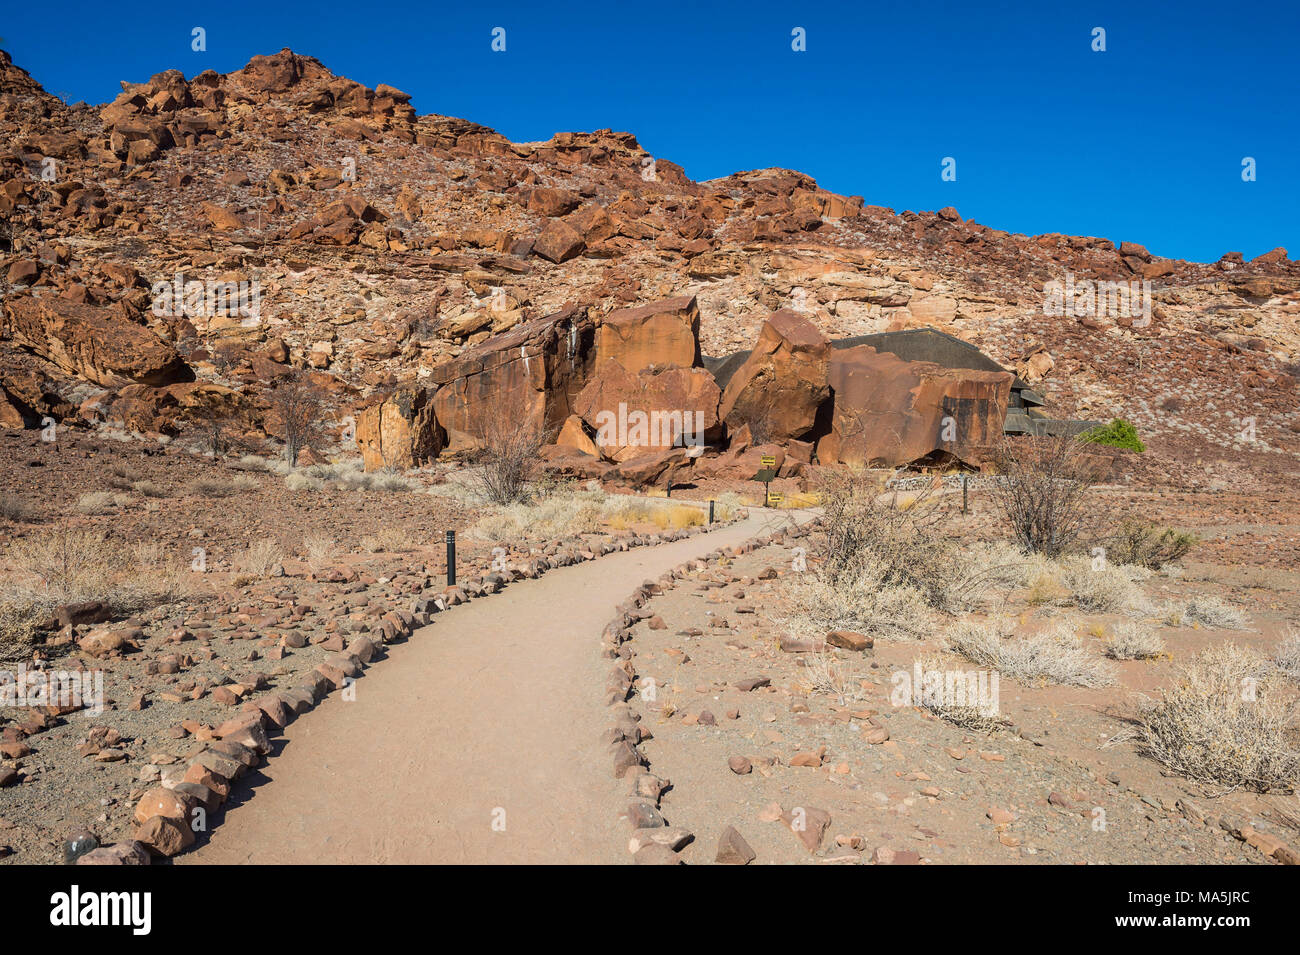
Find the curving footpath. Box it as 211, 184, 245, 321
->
183, 509, 802, 865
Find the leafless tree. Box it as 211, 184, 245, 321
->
473, 392, 550, 504
269, 373, 325, 468
988, 433, 1107, 557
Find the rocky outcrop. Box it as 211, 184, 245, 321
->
2, 296, 190, 388
431, 305, 596, 451
595, 296, 701, 373
816, 346, 1011, 468
573, 359, 721, 461
356, 385, 445, 470
718, 310, 830, 442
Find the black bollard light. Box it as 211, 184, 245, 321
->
708, 499, 715, 524
446, 530, 456, 586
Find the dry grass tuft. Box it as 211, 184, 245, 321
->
1132, 644, 1299, 793
945, 618, 1115, 687
1106, 622, 1165, 660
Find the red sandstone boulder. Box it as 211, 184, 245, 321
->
355, 385, 445, 470
595, 295, 701, 374
573, 358, 721, 461
431, 305, 595, 451
533, 219, 585, 263
2, 296, 190, 388
816, 346, 1011, 468
719, 310, 830, 441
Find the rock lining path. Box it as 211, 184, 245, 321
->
185, 510, 798, 864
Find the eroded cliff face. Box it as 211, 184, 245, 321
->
1, 47, 1295, 481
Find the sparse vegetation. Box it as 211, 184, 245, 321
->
988, 434, 1106, 557
234, 540, 282, 578
1082, 418, 1146, 453
1106, 622, 1165, 660
1172, 595, 1250, 630
1133, 644, 1298, 793
76, 490, 128, 514
0, 493, 37, 522
0, 526, 191, 652
1106, 518, 1197, 570
945, 618, 1115, 687
269, 374, 326, 468
1274, 627, 1300, 680
474, 403, 549, 505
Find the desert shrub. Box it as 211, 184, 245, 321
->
285, 472, 324, 492
819, 469, 974, 612
1106, 622, 1165, 660
1082, 418, 1146, 453
1172, 595, 1250, 630
988, 434, 1107, 557
474, 409, 548, 505
301, 533, 335, 574
269, 374, 326, 468
1133, 644, 1298, 793
800, 647, 867, 706
130, 479, 168, 498
1274, 627, 1300, 680
777, 565, 934, 642
0, 494, 37, 522
358, 526, 413, 553
470, 487, 607, 540
106, 463, 144, 489
1106, 519, 1197, 569
234, 540, 282, 578
76, 491, 127, 514
906, 652, 1009, 732
190, 477, 241, 498
945, 618, 1115, 687
1058, 557, 1145, 614
0, 527, 190, 650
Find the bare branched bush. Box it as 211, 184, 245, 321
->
473, 395, 550, 505
1133, 644, 1299, 793
988, 435, 1106, 557
269, 374, 326, 468
801, 648, 866, 706
819, 468, 976, 612
1106, 622, 1166, 660
945, 618, 1115, 687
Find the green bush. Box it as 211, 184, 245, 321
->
1083, 418, 1146, 452
1107, 519, 1197, 569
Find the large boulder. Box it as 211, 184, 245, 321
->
2, 296, 190, 388
573, 359, 721, 461
431, 305, 595, 451
718, 310, 830, 442
356, 385, 445, 470
816, 346, 1011, 468
595, 296, 701, 373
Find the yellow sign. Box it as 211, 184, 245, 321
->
767, 491, 784, 505
760, 454, 776, 468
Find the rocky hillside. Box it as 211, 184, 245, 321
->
2, 48, 1297, 485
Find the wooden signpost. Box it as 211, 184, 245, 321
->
752, 455, 778, 507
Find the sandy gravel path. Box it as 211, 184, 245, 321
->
185, 510, 799, 864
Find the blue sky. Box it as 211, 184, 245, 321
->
3, 0, 1296, 262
